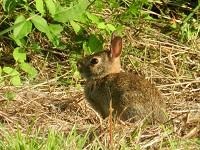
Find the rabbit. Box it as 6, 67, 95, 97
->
77, 35, 167, 124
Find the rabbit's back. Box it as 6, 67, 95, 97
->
85, 72, 167, 123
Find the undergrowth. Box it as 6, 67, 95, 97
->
0, 0, 200, 149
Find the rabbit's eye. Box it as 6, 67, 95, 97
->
90, 58, 99, 65
76, 62, 81, 68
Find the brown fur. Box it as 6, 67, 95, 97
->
77, 36, 167, 124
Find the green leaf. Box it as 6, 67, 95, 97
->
19, 63, 38, 79
3, 67, 21, 86
31, 14, 50, 34
30, 14, 58, 44
86, 12, 100, 24
106, 24, 116, 32
13, 47, 26, 63
70, 21, 81, 34
54, 0, 89, 22
35, 0, 45, 15
11, 37, 26, 47
45, 0, 56, 16
4, 91, 16, 101
97, 22, 116, 32
49, 24, 63, 36
88, 35, 103, 53
3, 0, 17, 12
11, 75, 21, 86
3, 67, 19, 76
83, 41, 90, 54
13, 15, 32, 39
97, 22, 106, 29
128, 3, 140, 16
31, 43, 41, 52
46, 32, 59, 46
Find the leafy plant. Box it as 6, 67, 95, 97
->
179, 3, 200, 42
2, 67, 21, 86
4, 91, 16, 101
0, 0, 118, 86
1, 0, 198, 86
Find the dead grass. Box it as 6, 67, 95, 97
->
0, 27, 200, 149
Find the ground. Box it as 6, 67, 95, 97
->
0, 28, 200, 149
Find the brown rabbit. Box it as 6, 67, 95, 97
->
77, 35, 167, 124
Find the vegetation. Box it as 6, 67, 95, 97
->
0, 0, 199, 149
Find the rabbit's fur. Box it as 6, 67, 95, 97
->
77, 35, 167, 124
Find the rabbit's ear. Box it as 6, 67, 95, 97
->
110, 35, 122, 58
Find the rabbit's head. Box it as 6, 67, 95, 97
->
77, 36, 122, 80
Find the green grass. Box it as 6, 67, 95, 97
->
0, 126, 91, 150
0, 125, 200, 149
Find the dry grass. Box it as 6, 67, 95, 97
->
0, 27, 200, 149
